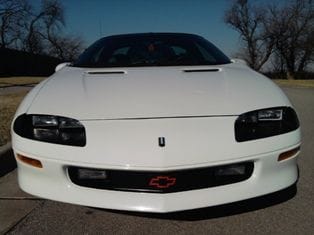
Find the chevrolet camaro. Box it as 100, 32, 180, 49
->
12, 33, 301, 212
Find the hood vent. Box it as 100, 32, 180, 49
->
183, 68, 220, 73
86, 71, 126, 75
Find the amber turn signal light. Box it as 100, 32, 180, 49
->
278, 147, 300, 162
17, 154, 43, 168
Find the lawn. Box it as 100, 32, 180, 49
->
0, 77, 46, 146
273, 79, 314, 88
0, 76, 45, 88
0, 91, 28, 145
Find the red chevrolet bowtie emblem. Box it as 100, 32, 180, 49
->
149, 176, 176, 189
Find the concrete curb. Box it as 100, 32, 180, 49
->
0, 142, 16, 177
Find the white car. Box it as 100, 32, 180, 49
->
12, 33, 301, 213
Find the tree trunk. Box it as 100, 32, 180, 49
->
287, 71, 295, 80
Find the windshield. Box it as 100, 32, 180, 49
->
73, 33, 231, 68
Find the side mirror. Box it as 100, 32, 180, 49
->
231, 58, 248, 66
55, 62, 71, 72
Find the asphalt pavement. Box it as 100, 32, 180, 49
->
0, 86, 313, 235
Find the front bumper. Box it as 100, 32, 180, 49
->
14, 145, 300, 213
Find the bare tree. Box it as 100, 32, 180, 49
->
0, 0, 84, 60
47, 34, 84, 61
0, 0, 29, 48
225, 0, 274, 71
22, 0, 65, 54
42, 2, 84, 61
269, 0, 314, 79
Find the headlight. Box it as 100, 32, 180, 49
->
235, 107, 299, 142
13, 114, 86, 146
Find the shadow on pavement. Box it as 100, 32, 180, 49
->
0, 149, 17, 177
101, 184, 297, 221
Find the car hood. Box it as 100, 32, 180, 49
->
27, 63, 291, 120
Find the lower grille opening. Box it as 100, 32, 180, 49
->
68, 162, 254, 193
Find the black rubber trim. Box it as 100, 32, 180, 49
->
183, 69, 220, 72
87, 71, 125, 74
68, 162, 254, 193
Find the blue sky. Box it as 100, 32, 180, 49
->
59, 0, 240, 56
31, 0, 286, 57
